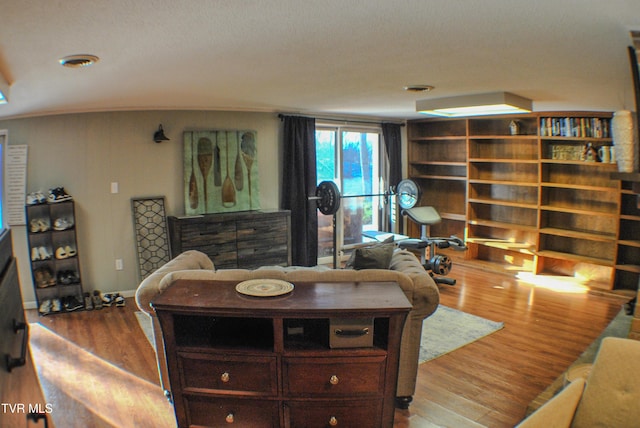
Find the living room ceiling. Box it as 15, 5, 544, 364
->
1, 0, 640, 121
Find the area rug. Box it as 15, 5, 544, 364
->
419, 305, 504, 363
135, 311, 155, 348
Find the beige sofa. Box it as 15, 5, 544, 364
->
136, 248, 440, 408
516, 337, 640, 427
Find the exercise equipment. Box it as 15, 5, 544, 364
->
309, 181, 411, 267
395, 179, 466, 286
309, 179, 466, 280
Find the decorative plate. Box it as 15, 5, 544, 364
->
235, 279, 294, 297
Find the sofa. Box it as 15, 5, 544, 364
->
135, 248, 440, 408
516, 336, 640, 427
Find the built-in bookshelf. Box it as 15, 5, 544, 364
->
407, 112, 635, 293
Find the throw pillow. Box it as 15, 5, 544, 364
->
345, 236, 394, 270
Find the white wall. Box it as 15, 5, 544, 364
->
0, 110, 283, 305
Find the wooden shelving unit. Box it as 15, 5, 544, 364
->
615, 182, 640, 290
407, 112, 634, 292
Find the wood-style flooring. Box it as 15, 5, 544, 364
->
25, 264, 629, 428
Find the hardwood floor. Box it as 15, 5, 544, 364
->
26, 264, 628, 428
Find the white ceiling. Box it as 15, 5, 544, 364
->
1, 0, 640, 121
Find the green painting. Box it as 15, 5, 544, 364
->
183, 130, 259, 214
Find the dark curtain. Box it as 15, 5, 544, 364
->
382, 123, 403, 231
281, 115, 317, 266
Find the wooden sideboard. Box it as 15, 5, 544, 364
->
167, 210, 291, 269
152, 280, 410, 428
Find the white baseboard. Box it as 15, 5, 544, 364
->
24, 289, 138, 310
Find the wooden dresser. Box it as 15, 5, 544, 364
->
152, 280, 410, 428
167, 210, 291, 268
0, 229, 52, 427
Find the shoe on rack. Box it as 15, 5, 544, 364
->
83, 292, 94, 310
35, 267, 56, 288
26, 191, 47, 205
38, 246, 52, 260
57, 270, 70, 285
38, 299, 52, 316
67, 270, 79, 283
47, 187, 73, 203
51, 298, 62, 313
92, 290, 103, 309
31, 247, 40, 261
53, 217, 74, 231
64, 245, 76, 257
113, 293, 125, 308
39, 219, 50, 232
63, 295, 84, 312
55, 247, 68, 260
30, 218, 49, 233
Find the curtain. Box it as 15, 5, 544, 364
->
382, 123, 403, 232
281, 115, 317, 266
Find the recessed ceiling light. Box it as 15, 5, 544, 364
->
403, 85, 435, 93
416, 92, 532, 117
59, 54, 100, 68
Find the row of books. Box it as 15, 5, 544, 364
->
539, 117, 610, 139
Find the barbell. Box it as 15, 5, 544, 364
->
309, 179, 421, 215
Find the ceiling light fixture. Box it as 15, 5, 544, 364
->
416, 92, 532, 117
59, 54, 100, 68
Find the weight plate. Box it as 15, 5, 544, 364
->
431, 255, 452, 275
397, 179, 421, 209
316, 181, 341, 215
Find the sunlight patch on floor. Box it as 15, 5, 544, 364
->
516, 272, 590, 294
29, 323, 174, 428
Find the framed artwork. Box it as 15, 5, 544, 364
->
183, 130, 260, 214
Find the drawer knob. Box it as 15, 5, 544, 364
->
329, 375, 339, 385
221, 372, 230, 383
226, 412, 234, 423
329, 416, 338, 426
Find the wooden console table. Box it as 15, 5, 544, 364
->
152, 280, 410, 428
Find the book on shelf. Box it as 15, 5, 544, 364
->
540, 117, 610, 139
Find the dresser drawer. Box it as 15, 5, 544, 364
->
186, 395, 279, 428
285, 399, 383, 428
283, 356, 386, 397
236, 216, 288, 242
178, 352, 277, 395
181, 221, 236, 244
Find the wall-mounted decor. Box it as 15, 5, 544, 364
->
131, 196, 170, 281
183, 130, 259, 214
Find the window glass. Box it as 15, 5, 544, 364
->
315, 126, 383, 263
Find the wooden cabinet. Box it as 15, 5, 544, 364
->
168, 210, 291, 269
0, 229, 53, 427
152, 280, 410, 428
407, 112, 627, 291
25, 200, 85, 314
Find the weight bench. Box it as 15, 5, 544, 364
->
397, 206, 466, 286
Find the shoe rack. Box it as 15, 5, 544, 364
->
25, 199, 84, 314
